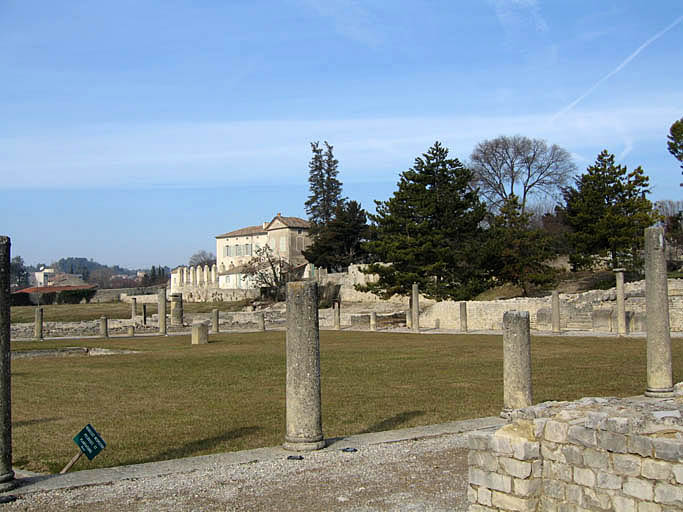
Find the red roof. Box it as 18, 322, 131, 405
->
13, 285, 96, 294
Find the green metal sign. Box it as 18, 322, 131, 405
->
73, 424, 106, 461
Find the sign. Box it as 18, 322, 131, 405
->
73, 424, 106, 461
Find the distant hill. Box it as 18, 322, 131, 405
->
53, 257, 134, 276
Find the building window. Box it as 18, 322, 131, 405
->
236, 245, 243, 257
246, 244, 252, 256
280, 237, 287, 252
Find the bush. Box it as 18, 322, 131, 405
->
56, 289, 96, 304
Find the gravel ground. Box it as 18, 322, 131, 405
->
4, 434, 472, 511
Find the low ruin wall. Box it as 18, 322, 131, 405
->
467, 395, 683, 511
169, 284, 259, 303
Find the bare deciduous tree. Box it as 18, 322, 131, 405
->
470, 135, 576, 214
242, 245, 294, 301
188, 250, 216, 267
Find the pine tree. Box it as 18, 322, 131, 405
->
561, 150, 659, 270
304, 141, 344, 227
150, 266, 157, 283
359, 141, 488, 300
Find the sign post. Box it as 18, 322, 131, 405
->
60, 424, 106, 474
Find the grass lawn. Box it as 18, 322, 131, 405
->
10, 331, 682, 474
10, 300, 252, 324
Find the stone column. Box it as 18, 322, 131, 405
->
502, 311, 533, 417
257, 312, 265, 331
170, 293, 183, 326
99, 317, 108, 338
211, 264, 217, 284
127, 326, 135, 337
0, 237, 15, 490
191, 321, 208, 344
142, 304, 148, 326
333, 301, 341, 330
411, 283, 419, 332
283, 281, 324, 451
204, 265, 210, 287
211, 309, 219, 333
34, 307, 43, 340
644, 227, 673, 397
434, 318, 440, 329
158, 288, 167, 335
551, 291, 561, 334
370, 312, 377, 331
181, 267, 187, 286
614, 268, 626, 335
131, 298, 137, 320
460, 302, 468, 332
406, 308, 412, 329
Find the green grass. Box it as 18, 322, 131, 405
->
10, 331, 682, 474
10, 300, 253, 324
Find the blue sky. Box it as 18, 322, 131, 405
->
1, 1, 682, 269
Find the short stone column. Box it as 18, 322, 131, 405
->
256, 312, 265, 331
551, 290, 561, 334
406, 308, 412, 329
283, 281, 324, 451
370, 312, 377, 331
411, 283, 419, 332
0, 237, 16, 490
333, 301, 341, 330
434, 318, 440, 329
191, 321, 209, 345
34, 307, 43, 340
157, 288, 167, 335
142, 304, 148, 326
502, 311, 532, 417
99, 317, 108, 338
460, 302, 468, 332
170, 293, 183, 326
127, 326, 135, 337
211, 309, 219, 333
644, 227, 673, 397
130, 298, 137, 320
614, 268, 626, 335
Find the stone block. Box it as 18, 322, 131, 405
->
191, 321, 209, 345
585, 412, 608, 430
541, 441, 566, 462
543, 460, 572, 482
568, 425, 597, 447
584, 447, 609, 469
545, 420, 569, 443
542, 479, 566, 500
652, 438, 683, 462
511, 439, 540, 461
468, 450, 499, 472
673, 464, 683, 484
513, 477, 540, 497
477, 486, 492, 506
654, 482, 683, 507
583, 487, 611, 510
490, 434, 513, 456
623, 477, 654, 501
491, 490, 537, 512
573, 466, 596, 487
598, 430, 628, 453
613, 453, 642, 476
468, 432, 491, 451
612, 495, 637, 512
642, 459, 672, 481
468, 467, 512, 493
499, 457, 532, 479
467, 484, 477, 504
562, 445, 584, 465
596, 470, 622, 490
606, 416, 631, 434
566, 483, 583, 504
629, 435, 654, 457
637, 502, 662, 512
530, 459, 542, 478
468, 504, 497, 512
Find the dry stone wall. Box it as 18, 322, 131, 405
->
467, 395, 683, 511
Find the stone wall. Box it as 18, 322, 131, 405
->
90, 285, 165, 303
170, 284, 259, 303
467, 396, 683, 511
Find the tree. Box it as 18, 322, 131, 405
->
242, 245, 294, 301
303, 200, 370, 272
667, 117, 683, 186
470, 135, 576, 214
9, 256, 30, 289
359, 141, 488, 300
482, 197, 557, 296
560, 150, 659, 271
656, 200, 683, 265
188, 250, 216, 267
305, 141, 344, 227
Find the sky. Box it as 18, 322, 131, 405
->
1, 1, 682, 269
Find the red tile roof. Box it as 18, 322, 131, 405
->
12, 285, 96, 294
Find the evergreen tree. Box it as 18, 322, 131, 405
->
668, 117, 683, 187
560, 150, 659, 270
482, 197, 557, 296
303, 200, 369, 272
150, 266, 157, 283
359, 141, 488, 300
304, 141, 344, 227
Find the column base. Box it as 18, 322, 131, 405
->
283, 437, 326, 452
645, 387, 674, 398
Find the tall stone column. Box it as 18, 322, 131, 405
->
211, 309, 219, 333
644, 227, 673, 397
0, 237, 15, 490
370, 312, 377, 331
204, 265, 210, 287
411, 283, 419, 332
34, 307, 43, 340
257, 312, 265, 331
99, 317, 108, 338
211, 264, 217, 284
158, 288, 167, 335
284, 282, 324, 451
170, 293, 183, 326
333, 301, 341, 330
551, 291, 561, 334
131, 298, 137, 320
460, 302, 468, 332
614, 268, 626, 335
142, 304, 148, 326
502, 311, 533, 417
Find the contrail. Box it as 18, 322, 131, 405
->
553, 15, 683, 121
